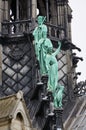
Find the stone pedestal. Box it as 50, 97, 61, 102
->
54, 108, 63, 130
41, 75, 48, 95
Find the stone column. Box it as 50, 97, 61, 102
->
57, 2, 61, 26
46, 0, 49, 22
54, 108, 63, 130
27, 0, 31, 19
0, 1, 3, 86
31, 0, 37, 27
1, 0, 9, 21
0, 0, 3, 31
50, 0, 57, 25
66, 50, 74, 101
67, 5, 72, 41
64, 4, 68, 37
32, 0, 37, 19
16, 0, 19, 20
0, 0, 8, 29
4, 0, 9, 20
64, 3, 74, 101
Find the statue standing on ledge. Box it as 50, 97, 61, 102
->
53, 84, 64, 108
45, 41, 61, 92
38, 29, 53, 75
33, 16, 47, 62
33, 16, 64, 108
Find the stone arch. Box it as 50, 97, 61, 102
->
15, 109, 30, 126
16, 112, 25, 130
11, 112, 25, 130
16, 112, 24, 122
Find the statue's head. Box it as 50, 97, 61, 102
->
44, 38, 53, 54
37, 16, 46, 25
46, 43, 53, 54
48, 47, 53, 54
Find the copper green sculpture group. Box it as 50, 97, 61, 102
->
33, 16, 64, 108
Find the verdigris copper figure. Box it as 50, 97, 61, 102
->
38, 30, 53, 75
53, 84, 64, 108
33, 16, 47, 61
45, 41, 61, 92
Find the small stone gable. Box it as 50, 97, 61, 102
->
0, 91, 35, 130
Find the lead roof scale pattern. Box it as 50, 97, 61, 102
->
1, 38, 36, 104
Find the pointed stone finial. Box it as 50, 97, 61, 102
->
16, 91, 23, 100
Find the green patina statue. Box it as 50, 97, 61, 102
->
33, 16, 47, 62
38, 30, 53, 75
53, 84, 64, 108
33, 15, 53, 75
45, 41, 61, 92
33, 16, 64, 108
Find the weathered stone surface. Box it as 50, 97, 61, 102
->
0, 91, 35, 130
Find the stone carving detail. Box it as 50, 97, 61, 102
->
9, 47, 24, 61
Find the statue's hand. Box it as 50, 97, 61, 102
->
39, 38, 44, 44
38, 25, 42, 28
58, 41, 61, 46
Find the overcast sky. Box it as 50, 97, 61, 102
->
69, 0, 86, 82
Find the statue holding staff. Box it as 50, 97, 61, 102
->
33, 16, 47, 61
